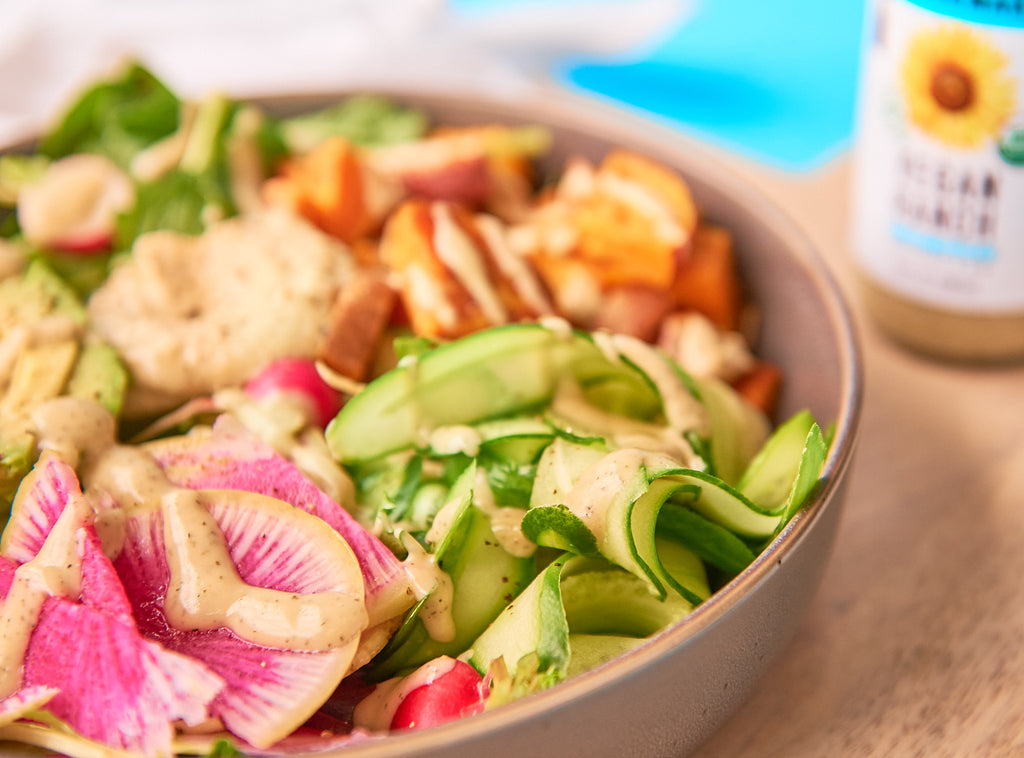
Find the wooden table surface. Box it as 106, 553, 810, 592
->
690, 155, 1024, 758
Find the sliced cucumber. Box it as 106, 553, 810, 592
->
327, 324, 591, 464
656, 504, 756, 577
469, 557, 569, 677
737, 409, 816, 512
566, 634, 644, 678
559, 558, 692, 637
693, 376, 770, 485
371, 504, 534, 678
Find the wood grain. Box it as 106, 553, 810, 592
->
690, 156, 1024, 758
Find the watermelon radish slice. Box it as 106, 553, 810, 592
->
0, 453, 81, 564
0, 685, 59, 727
22, 527, 225, 755
1, 508, 225, 757
113, 487, 369, 749
144, 420, 414, 627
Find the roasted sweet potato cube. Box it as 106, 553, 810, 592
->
262, 137, 377, 244
671, 224, 743, 331
600, 148, 699, 238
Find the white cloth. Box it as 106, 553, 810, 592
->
0, 0, 692, 145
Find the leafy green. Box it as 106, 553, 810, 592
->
203, 739, 244, 758
116, 169, 219, 244
38, 63, 180, 168
280, 94, 429, 153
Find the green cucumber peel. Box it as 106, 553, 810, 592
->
656, 504, 756, 577
771, 422, 828, 538
521, 504, 599, 556
469, 556, 569, 677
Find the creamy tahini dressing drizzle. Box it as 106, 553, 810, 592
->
471, 468, 535, 558
11, 397, 365, 665
0, 481, 88, 698
400, 532, 455, 643
563, 448, 678, 543
600, 332, 709, 437
550, 379, 702, 469
431, 204, 508, 326
475, 214, 554, 317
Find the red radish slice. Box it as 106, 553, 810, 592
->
145, 422, 414, 626
389, 658, 488, 731
353, 656, 488, 733
17, 153, 134, 254
113, 488, 368, 749
245, 357, 342, 429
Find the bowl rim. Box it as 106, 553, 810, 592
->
0, 82, 864, 757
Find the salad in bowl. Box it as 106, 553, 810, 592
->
0, 63, 833, 758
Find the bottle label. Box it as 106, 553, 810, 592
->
904, 0, 1024, 28
852, 0, 1024, 312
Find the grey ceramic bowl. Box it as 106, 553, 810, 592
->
2, 87, 861, 758
259, 87, 863, 758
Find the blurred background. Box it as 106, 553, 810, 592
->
0, 0, 865, 171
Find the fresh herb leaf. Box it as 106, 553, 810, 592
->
281, 94, 429, 153
38, 63, 180, 168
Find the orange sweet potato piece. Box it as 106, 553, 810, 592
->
378, 200, 491, 340
570, 194, 678, 290
671, 223, 742, 331
731, 360, 783, 417
262, 137, 376, 244
600, 148, 699, 240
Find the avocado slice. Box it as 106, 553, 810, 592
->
0, 261, 128, 515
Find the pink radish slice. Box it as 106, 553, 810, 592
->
145, 421, 413, 626
113, 489, 368, 749
245, 357, 342, 429
7, 525, 224, 757
0, 554, 15, 596
0, 685, 60, 727
0, 453, 80, 564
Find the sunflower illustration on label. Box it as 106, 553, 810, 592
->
901, 24, 1017, 150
